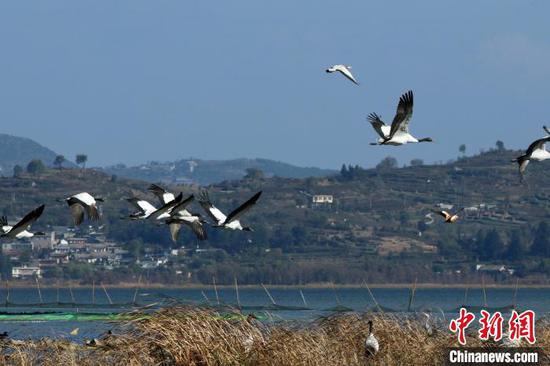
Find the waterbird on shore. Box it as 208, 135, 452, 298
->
433, 208, 464, 223
422, 313, 434, 336
0, 205, 45, 239
60, 192, 103, 226
368, 90, 433, 146
511, 135, 550, 180
70, 327, 79, 336
198, 190, 262, 231
325, 65, 359, 85
365, 320, 379, 356
0, 331, 8, 340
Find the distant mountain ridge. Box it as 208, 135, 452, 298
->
0, 133, 64, 174
103, 158, 336, 185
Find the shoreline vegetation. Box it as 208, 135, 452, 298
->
4, 281, 550, 289
1, 306, 548, 365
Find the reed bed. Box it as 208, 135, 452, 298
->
0, 306, 548, 365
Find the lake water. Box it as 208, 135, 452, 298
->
0, 286, 548, 341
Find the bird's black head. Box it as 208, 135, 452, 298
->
95, 197, 104, 202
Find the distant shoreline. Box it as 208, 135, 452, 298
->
5, 282, 550, 289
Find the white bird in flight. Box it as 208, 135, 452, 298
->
368, 90, 433, 146
326, 65, 359, 85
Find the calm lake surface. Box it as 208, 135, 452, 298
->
0, 287, 549, 340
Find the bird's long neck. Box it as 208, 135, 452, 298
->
418, 137, 432, 143
368, 321, 373, 335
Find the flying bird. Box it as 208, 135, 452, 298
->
433, 208, 464, 223
165, 194, 207, 240
125, 198, 157, 220
511, 135, 550, 179
125, 193, 189, 221
325, 65, 359, 85
198, 190, 262, 231
166, 215, 208, 242
60, 193, 103, 226
365, 320, 379, 357
368, 90, 433, 145
0, 205, 45, 239
148, 184, 176, 205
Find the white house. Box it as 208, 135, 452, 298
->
12, 266, 42, 279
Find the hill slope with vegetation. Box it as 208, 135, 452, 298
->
0, 146, 549, 285
102, 158, 336, 185
0, 134, 66, 174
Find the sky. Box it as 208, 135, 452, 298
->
0, 1, 549, 169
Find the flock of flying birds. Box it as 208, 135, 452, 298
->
0, 185, 262, 244
327, 64, 550, 227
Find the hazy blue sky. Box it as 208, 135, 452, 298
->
0, 1, 549, 169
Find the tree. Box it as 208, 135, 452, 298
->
459, 144, 466, 155
531, 222, 550, 257
506, 229, 526, 261
26, 159, 45, 175
495, 140, 505, 151
244, 168, 264, 180
481, 229, 504, 260
76, 154, 88, 169
410, 158, 424, 167
53, 155, 65, 170
13, 165, 23, 178
376, 156, 398, 170
340, 164, 349, 180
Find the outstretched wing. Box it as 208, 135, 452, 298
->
433, 210, 450, 220
198, 190, 227, 224
8, 205, 45, 237
148, 193, 183, 220
168, 221, 182, 243
170, 194, 195, 216
224, 191, 262, 225
526, 136, 550, 156
86, 204, 101, 221
68, 198, 86, 226
127, 198, 156, 214
337, 66, 359, 85
388, 90, 414, 140
187, 220, 207, 240
367, 113, 387, 139
148, 184, 175, 205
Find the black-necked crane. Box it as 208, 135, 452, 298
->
60, 192, 103, 226
365, 320, 379, 357
0, 205, 45, 239
165, 195, 207, 241
368, 90, 433, 145
148, 184, 176, 205
511, 135, 550, 179
126, 193, 187, 221
325, 65, 359, 85
198, 190, 262, 231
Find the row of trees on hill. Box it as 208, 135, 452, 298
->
13, 154, 88, 177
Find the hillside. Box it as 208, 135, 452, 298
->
0, 148, 549, 285
102, 158, 336, 185
0, 134, 68, 174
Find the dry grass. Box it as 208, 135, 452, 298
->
0, 306, 548, 365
